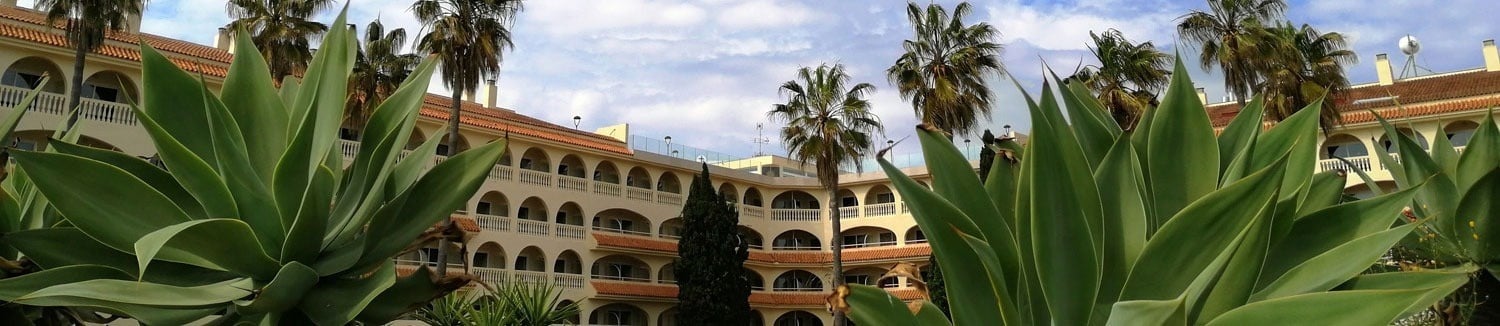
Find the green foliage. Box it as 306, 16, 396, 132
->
888, 1, 1005, 136
1069, 29, 1171, 130
835, 57, 1470, 325
413, 282, 580, 326
674, 164, 753, 324
0, 10, 507, 325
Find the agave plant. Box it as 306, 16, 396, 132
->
0, 10, 507, 325
832, 58, 1472, 325
1359, 108, 1500, 322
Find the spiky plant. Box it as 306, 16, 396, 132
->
0, 11, 506, 325
831, 58, 1470, 325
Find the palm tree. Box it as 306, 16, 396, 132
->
414, 0, 521, 277
887, 1, 1003, 138
1069, 29, 1172, 130
225, 0, 334, 81
347, 19, 420, 125
1177, 0, 1287, 105
768, 63, 883, 326
1257, 23, 1355, 131
35, 0, 146, 129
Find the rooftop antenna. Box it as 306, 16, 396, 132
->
1398, 35, 1434, 78
752, 123, 771, 156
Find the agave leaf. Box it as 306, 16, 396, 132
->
1145, 55, 1219, 224
1206, 287, 1463, 325
20, 296, 222, 326
1456, 169, 1500, 261
386, 122, 449, 198
15, 278, 251, 307
204, 80, 285, 255
1106, 299, 1183, 325
132, 103, 240, 220
1121, 155, 1286, 302
916, 127, 1023, 293
1431, 123, 1460, 178
913, 300, 949, 325
360, 139, 506, 266
1025, 79, 1103, 325
287, 9, 353, 179
357, 267, 461, 324
1251, 223, 1419, 301
1371, 132, 1408, 186
1216, 95, 1264, 176
1457, 111, 1500, 192
283, 166, 335, 265
1250, 97, 1321, 196
299, 261, 397, 326
0, 76, 46, 143
134, 219, 279, 280
236, 262, 318, 315
1260, 183, 1422, 286
1054, 72, 1118, 167
842, 284, 919, 326
279, 76, 301, 110
139, 44, 218, 167
1377, 115, 1460, 240
1339, 156, 1387, 196
221, 28, 289, 182
1337, 267, 1476, 316
6, 228, 238, 285
0, 265, 133, 299
1297, 171, 1347, 216
983, 143, 1020, 225
1094, 136, 1148, 306
10, 151, 192, 252
878, 154, 1015, 325
47, 141, 207, 219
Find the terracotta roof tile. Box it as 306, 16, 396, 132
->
592, 281, 678, 299
593, 233, 931, 265
747, 251, 832, 264
451, 215, 481, 233
1207, 69, 1500, 127
417, 100, 630, 155
749, 292, 826, 306
0, 7, 230, 77
593, 233, 679, 252
843, 245, 931, 262
591, 281, 920, 306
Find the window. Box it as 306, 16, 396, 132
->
436, 144, 452, 156
607, 310, 633, 325
338, 127, 359, 141
473, 253, 489, 268
520, 158, 534, 169
1, 71, 43, 89
612, 219, 633, 231
879, 233, 897, 244
876, 192, 895, 203
845, 275, 870, 285
609, 263, 631, 278
518, 207, 530, 220
419, 248, 439, 266
593, 170, 602, 180
555, 211, 567, 224
841, 196, 857, 207
477, 202, 492, 215
553, 259, 566, 273
514, 256, 529, 270
83, 84, 120, 102
879, 276, 901, 288
843, 234, 867, 246
558, 164, 570, 175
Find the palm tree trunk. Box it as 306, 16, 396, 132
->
829, 182, 845, 326
435, 89, 463, 277
65, 42, 87, 130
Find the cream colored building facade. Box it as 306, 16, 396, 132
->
3, 3, 1500, 325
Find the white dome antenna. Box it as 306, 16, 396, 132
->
1399, 35, 1421, 55
1398, 34, 1433, 78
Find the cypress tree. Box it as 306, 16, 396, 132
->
925, 130, 996, 316
675, 163, 753, 325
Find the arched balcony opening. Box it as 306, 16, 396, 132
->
844, 267, 899, 288
472, 242, 505, 269
519, 147, 551, 172
477, 191, 509, 217
498, 147, 512, 166
2, 57, 66, 93
746, 268, 766, 291
718, 183, 740, 204
743, 187, 765, 207
626, 167, 652, 189
558, 154, 586, 178
518, 197, 548, 222
435, 133, 471, 156
863, 184, 899, 217
81, 70, 137, 103
591, 254, 651, 282
1378, 128, 1430, 151
559, 300, 581, 324
841, 226, 897, 249
595, 161, 621, 183
404, 132, 426, 150
514, 246, 546, 272
772, 191, 820, 209
772, 270, 823, 292
772, 230, 821, 251
1445, 120, 1481, 148
592, 208, 652, 236
1318, 133, 1372, 172
738, 226, 764, 250
656, 172, 682, 193
658, 263, 676, 284
659, 217, 684, 239
659, 306, 679, 326
905, 226, 927, 245
589, 303, 648, 326
835, 189, 858, 218
774, 311, 822, 326
554, 250, 583, 274
556, 202, 584, 225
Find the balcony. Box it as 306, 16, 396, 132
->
518, 169, 553, 186
863, 202, 899, 217
554, 274, 586, 288
657, 192, 683, 206
0, 85, 135, 126
512, 270, 549, 285
558, 175, 588, 191
841, 240, 899, 249
556, 224, 587, 239
837, 206, 859, 219
338, 139, 360, 158
78, 98, 138, 125
1316, 156, 1373, 172
489, 165, 513, 181
626, 188, 654, 202
593, 181, 622, 197
593, 226, 652, 237
472, 267, 507, 285
516, 219, 550, 236
475, 213, 511, 232
771, 208, 821, 221
741, 206, 766, 219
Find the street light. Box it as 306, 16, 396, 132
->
887, 140, 895, 158
664, 136, 673, 154
964, 139, 971, 156
572, 116, 581, 129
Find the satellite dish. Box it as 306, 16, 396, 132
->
1399, 35, 1421, 55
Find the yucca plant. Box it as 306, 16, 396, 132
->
832, 58, 1472, 325
0, 10, 507, 325
1360, 108, 1500, 322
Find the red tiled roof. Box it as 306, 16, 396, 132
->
748, 251, 832, 264
591, 281, 917, 306
843, 245, 932, 262
592, 233, 932, 264
593, 233, 680, 252
418, 96, 631, 155
451, 215, 481, 233
1207, 69, 1500, 127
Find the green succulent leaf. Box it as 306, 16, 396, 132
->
1144, 55, 1219, 223
842, 284, 919, 326
1251, 223, 1420, 301
15, 278, 252, 307
299, 261, 397, 326
134, 219, 279, 280
221, 28, 289, 182
10, 151, 192, 252
236, 262, 319, 315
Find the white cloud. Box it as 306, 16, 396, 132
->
716, 0, 817, 29
526, 0, 707, 36
984, 0, 1178, 51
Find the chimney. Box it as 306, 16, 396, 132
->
213, 28, 234, 52
1484, 40, 1499, 72
483, 79, 498, 108
1375, 54, 1395, 85
1195, 87, 1207, 104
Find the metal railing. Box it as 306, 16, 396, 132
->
558, 175, 588, 191
516, 219, 549, 236
772, 286, 824, 292
842, 240, 898, 249
556, 224, 587, 239
626, 188, 654, 202
864, 202, 899, 217
592, 226, 652, 237
592, 274, 651, 282
518, 169, 553, 186
594, 181, 622, 197
657, 192, 683, 206
475, 213, 511, 232
837, 206, 859, 219
771, 208, 821, 221
771, 245, 822, 251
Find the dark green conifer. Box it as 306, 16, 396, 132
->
675, 163, 753, 325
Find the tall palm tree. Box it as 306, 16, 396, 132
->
1178, 0, 1287, 105
414, 0, 522, 277
887, 1, 1003, 138
1069, 29, 1172, 130
347, 19, 420, 125
1257, 23, 1355, 131
768, 63, 883, 326
35, 0, 146, 129
225, 0, 333, 81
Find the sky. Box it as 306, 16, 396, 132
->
29, 0, 1500, 157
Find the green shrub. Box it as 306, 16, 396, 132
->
834, 58, 1472, 325
0, 10, 506, 325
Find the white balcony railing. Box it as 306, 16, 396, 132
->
0, 86, 136, 126
864, 202, 898, 217
489, 165, 514, 181
512, 270, 548, 285
657, 192, 683, 206
773, 286, 824, 292
554, 274, 586, 288
837, 206, 859, 219
626, 188, 654, 202
592, 274, 651, 282
516, 219, 549, 236
0, 85, 65, 116
900, 202, 910, 214
594, 181, 622, 197
1316, 156, 1373, 172
593, 226, 652, 237
338, 139, 360, 158
556, 224, 587, 239
742, 206, 766, 219
558, 176, 588, 191
519, 169, 553, 186
78, 98, 137, 125
772, 208, 821, 221
842, 240, 898, 249
476, 213, 511, 232
472, 267, 507, 285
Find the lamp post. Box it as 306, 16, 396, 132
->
572, 116, 581, 129
664, 136, 673, 155
964, 139, 971, 157
887, 140, 895, 159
